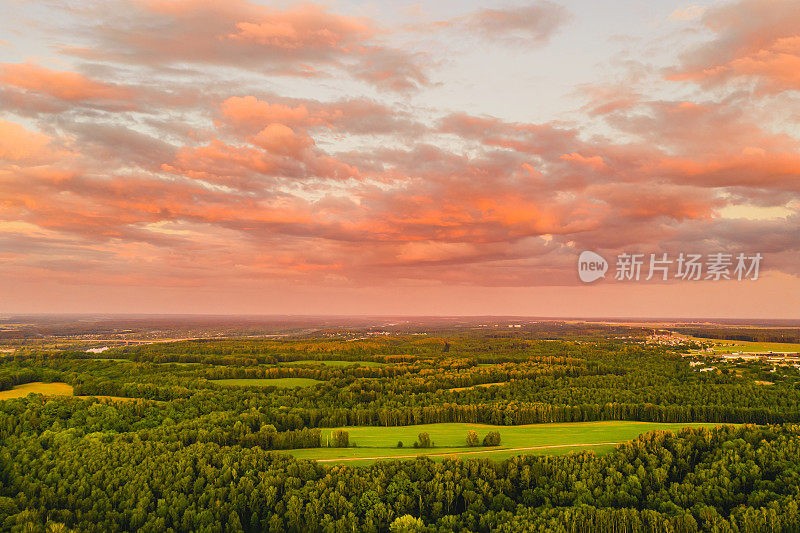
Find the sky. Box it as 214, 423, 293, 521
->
0, 0, 798, 318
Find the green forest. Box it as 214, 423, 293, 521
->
1, 326, 800, 531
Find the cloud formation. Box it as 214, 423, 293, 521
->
0, 0, 798, 315
458, 2, 571, 45
429, 1, 570, 46
58, 0, 428, 92
669, 0, 800, 93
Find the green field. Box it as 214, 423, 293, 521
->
285, 421, 722, 464
684, 335, 800, 354
211, 378, 323, 388
276, 360, 386, 367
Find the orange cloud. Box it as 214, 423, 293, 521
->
225, 4, 373, 50
668, 0, 800, 93
560, 152, 608, 171
0, 62, 133, 102
0, 119, 54, 162
219, 95, 422, 136
60, 0, 426, 92
163, 131, 359, 190
252, 124, 312, 157
221, 96, 313, 127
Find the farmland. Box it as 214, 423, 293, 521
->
677, 330, 800, 354
0, 381, 138, 402
288, 421, 721, 464
693, 338, 800, 354
0, 381, 73, 400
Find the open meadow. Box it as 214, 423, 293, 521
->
682, 335, 800, 354
287, 421, 722, 464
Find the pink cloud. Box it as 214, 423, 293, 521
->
218, 95, 425, 138
221, 96, 313, 128
0, 119, 55, 162
430, 1, 570, 46
59, 0, 428, 92
559, 152, 608, 172
668, 0, 800, 93
225, 4, 373, 49
0, 62, 134, 102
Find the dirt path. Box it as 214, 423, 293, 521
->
315, 441, 619, 462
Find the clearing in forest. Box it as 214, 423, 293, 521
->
0, 381, 138, 402
286, 421, 722, 464
683, 335, 800, 354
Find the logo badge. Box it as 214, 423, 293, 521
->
578, 251, 608, 283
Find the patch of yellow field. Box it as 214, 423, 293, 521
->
0, 381, 73, 399
0, 382, 138, 402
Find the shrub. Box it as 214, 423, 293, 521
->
483, 431, 501, 447
466, 430, 480, 447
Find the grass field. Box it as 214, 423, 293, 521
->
683, 335, 800, 354
276, 360, 386, 367
0, 382, 74, 399
211, 378, 323, 388
286, 421, 722, 464
0, 381, 137, 402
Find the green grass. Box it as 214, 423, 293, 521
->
276, 360, 386, 367
211, 378, 323, 388
285, 421, 722, 464
684, 336, 800, 354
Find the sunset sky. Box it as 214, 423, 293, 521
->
0, 0, 798, 317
